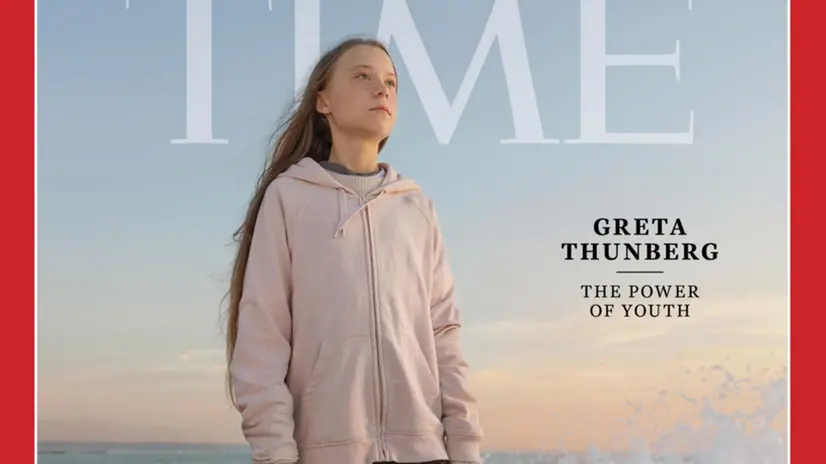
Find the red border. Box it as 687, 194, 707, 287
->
19, 2, 804, 463
791, 0, 821, 462
8, 0, 35, 462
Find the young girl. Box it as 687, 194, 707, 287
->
224, 38, 483, 464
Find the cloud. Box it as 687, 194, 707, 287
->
177, 348, 224, 364
465, 319, 563, 340
598, 327, 671, 345
149, 348, 225, 375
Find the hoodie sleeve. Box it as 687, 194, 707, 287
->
229, 182, 299, 464
428, 203, 484, 464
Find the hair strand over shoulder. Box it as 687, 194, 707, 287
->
221, 37, 392, 405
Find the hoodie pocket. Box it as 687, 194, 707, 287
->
384, 334, 443, 435
299, 336, 375, 447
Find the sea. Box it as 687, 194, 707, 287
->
38, 376, 789, 463
37, 441, 787, 464
38, 375, 789, 463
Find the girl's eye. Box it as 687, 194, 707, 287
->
356, 73, 369, 80
386, 80, 396, 88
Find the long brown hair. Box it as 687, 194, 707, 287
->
223, 37, 394, 404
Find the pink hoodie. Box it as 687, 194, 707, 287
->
229, 158, 483, 464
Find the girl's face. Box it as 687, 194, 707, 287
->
316, 45, 398, 142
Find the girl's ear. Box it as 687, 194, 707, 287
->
316, 91, 331, 115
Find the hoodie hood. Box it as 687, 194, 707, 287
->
280, 157, 421, 196
280, 157, 421, 237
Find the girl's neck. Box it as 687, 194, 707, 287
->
328, 139, 380, 174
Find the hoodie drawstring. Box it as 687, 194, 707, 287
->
335, 188, 346, 238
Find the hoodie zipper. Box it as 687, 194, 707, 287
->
364, 197, 388, 460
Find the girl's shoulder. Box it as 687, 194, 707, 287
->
263, 173, 317, 201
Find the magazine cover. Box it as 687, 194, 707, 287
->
26, 0, 806, 463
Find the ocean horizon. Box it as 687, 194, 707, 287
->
37, 440, 585, 456
37, 440, 783, 463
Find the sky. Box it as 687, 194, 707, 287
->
37, 0, 787, 453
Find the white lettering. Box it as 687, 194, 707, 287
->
293, 0, 321, 97
376, 0, 554, 144
567, 0, 694, 144
131, 0, 694, 146
171, 0, 227, 144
